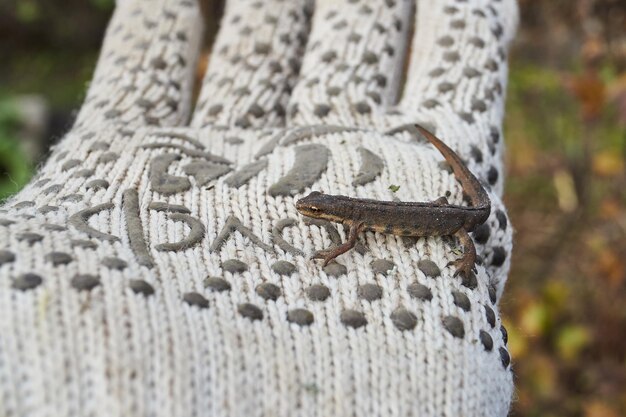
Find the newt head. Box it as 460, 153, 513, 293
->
295, 191, 343, 222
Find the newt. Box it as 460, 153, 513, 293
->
295, 124, 491, 277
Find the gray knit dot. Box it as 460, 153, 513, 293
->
459, 112, 475, 124
238, 303, 263, 321
480, 330, 494, 351
17, 233, 43, 245
370, 259, 395, 275
321, 50, 337, 62
369, 74, 385, 89
495, 209, 508, 230
287, 309, 314, 326
501, 325, 508, 345
358, 283, 383, 301
129, 279, 155, 296
438, 82, 455, 93
461, 271, 478, 289
71, 240, 98, 249
429, 67, 445, 77
442, 315, 465, 338
407, 282, 433, 301
234, 116, 251, 129
327, 86, 341, 96
256, 282, 281, 301
233, 87, 251, 97
13, 201, 35, 209
71, 274, 100, 291
248, 103, 265, 118
0, 250, 16, 266
55, 150, 68, 161
306, 284, 330, 301
97, 152, 118, 164
225, 136, 244, 145
34, 178, 51, 188
254, 42, 271, 54
12, 273, 43, 291
469, 37, 485, 48
487, 165, 499, 185
347, 32, 362, 42
208, 104, 223, 116
362, 51, 378, 64
341, 310, 367, 328
314, 104, 331, 118
473, 8, 487, 17
499, 347, 511, 368
151, 57, 167, 69
452, 291, 471, 311
418, 259, 440, 278
183, 292, 209, 309
85, 179, 109, 190
437, 36, 454, 47
463, 67, 481, 78
423, 99, 440, 109
355, 101, 371, 114
485, 305, 496, 328
136, 98, 153, 108
43, 224, 66, 232
473, 223, 490, 244
450, 19, 466, 29
62, 159, 81, 171
491, 246, 506, 267
204, 277, 231, 292
102, 257, 128, 270
323, 262, 347, 277
360, 4, 373, 14
365, 91, 381, 104
271, 261, 296, 276
45, 252, 73, 266
74, 169, 95, 178
391, 308, 418, 331
223, 259, 248, 273
88, 141, 109, 152
443, 51, 460, 62
490, 127, 501, 143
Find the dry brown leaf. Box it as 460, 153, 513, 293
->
566, 70, 606, 122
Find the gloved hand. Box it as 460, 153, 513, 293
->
0, 0, 518, 416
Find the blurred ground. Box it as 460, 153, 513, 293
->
1, 1, 625, 416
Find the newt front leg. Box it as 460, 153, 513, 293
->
449, 228, 477, 277
312, 221, 364, 266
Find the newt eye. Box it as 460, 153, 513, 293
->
309, 206, 320, 212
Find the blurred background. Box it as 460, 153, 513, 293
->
1, 0, 625, 415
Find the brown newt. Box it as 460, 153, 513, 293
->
295, 124, 491, 277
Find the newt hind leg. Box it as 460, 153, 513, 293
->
312, 222, 364, 266
448, 228, 477, 277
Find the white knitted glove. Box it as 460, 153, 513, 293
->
0, 1, 518, 416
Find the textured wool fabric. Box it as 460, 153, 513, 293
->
0, 0, 518, 416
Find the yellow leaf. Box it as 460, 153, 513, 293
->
519, 301, 549, 336
592, 151, 624, 177
585, 401, 621, 417
553, 169, 578, 212
556, 325, 590, 361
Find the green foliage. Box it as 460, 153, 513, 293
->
0, 97, 31, 202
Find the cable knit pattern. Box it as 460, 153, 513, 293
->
0, 0, 518, 416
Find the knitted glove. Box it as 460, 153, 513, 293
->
0, 0, 518, 416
